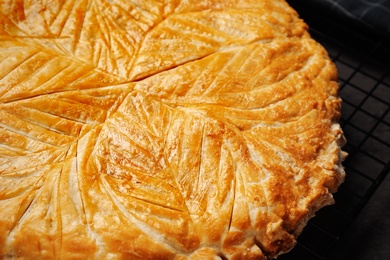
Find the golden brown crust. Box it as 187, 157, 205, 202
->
0, 0, 345, 259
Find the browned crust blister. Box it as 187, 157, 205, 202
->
0, 0, 345, 259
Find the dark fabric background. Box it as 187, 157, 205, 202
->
299, 0, 390, 37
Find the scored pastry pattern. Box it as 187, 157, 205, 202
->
0, 0, 345, 259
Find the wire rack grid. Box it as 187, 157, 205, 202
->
279, 1, 390, 259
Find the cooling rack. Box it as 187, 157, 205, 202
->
279, 1, 390, 259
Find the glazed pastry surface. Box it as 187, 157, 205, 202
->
0, 0, 345, 259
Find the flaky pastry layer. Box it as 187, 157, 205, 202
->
0, 0, 345, 259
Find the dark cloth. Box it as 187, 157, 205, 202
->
293, 0, 390, 37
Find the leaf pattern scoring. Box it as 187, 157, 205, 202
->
0, 0, 345, 259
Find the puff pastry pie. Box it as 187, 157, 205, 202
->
0, 0, 346, 259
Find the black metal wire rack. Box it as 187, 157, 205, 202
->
279, 1, 390, 259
